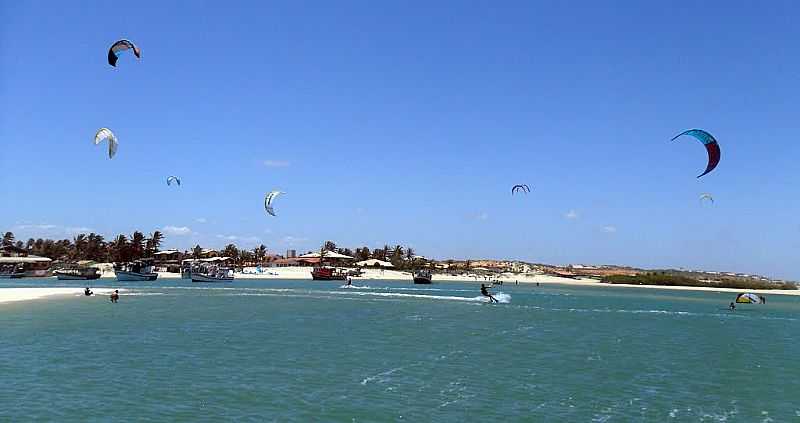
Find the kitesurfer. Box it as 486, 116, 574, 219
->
346, 276, 352, 286
480, 284, 498, 303
84, 287, 93, 296
110, 290, 119, 303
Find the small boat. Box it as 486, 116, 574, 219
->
311, 266, 347, 281
54, 266, 101, 280
191, 264, 234, 282
115, 259, 158, 282
413, 269, 432, 284
0, 264, 25, 279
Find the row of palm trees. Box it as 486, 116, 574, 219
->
2, 230, 164, 263
2, 231, 423, 269
322, 241, 418, 269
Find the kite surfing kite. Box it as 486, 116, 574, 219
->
108, 39, 141, 67
167, 176, 181, 186
511, 184, 531, 195
94, 128, 118, 159
671, 129, 721, 178
700, 193, 714, 204
264, 191, 283, 217
735, 293, 765, 304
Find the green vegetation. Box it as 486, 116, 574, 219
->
601, 273, 797, 290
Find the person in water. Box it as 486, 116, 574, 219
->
346, 276, 352, 286
110, 290, 119, 303
84, 287, 93, 296
729, 302, 736, 311
480, 284, 498, 303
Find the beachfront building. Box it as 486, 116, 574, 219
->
271, 258, 302, 267
298, 250, 354, 267
153, 249, 183, 272
0, 245, 52, 277
355, 259, 394, 268
199, 249, 219, 259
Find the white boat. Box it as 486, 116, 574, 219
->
54, 266, 101, 280
191, 264, 234, 283
115, 259, 158, 282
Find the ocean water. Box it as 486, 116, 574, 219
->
1, 278, 798, 422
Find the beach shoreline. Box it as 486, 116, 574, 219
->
4, 266, 794, 305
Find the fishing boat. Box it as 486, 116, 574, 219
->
413, 269, 432, 284
115, 259, 158, 282
191, 264, 234, 283
309, 248, 348, 280
180, 259, 196, 279
54, 266, 101, 280
311, 266, 348, 281
0, 264, 25, 279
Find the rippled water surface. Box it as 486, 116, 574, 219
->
1, 278, 798, 421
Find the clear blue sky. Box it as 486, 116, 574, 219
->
2, 1, 800, 279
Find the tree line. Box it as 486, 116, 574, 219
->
2, 230, 164, 263
1, 232, 423, 269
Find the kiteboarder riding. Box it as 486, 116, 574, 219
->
480, 284, 498, 303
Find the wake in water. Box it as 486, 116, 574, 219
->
331, 290, 511, 304
339, 284, 372, 289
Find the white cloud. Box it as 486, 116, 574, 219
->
216, 234, 262, 244
15, 223, 58, 231
64, 226, 92, 235
281, 236, 308, 245
565, 210, 579, 220
162, 226, 192, 236
602, 225, 617, 233
263, 160, 290, 168
12, 223, 93, 236
195, 218, 207, 223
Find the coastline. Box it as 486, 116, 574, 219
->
3, 267, 794, 304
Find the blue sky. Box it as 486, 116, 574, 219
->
2, 1, 800, 279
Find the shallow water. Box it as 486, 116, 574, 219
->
1, 278, 798, 421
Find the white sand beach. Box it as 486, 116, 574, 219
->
0, 287, 118, 304
132, 267, 800, 296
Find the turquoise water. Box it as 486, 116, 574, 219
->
1, 279, 798, 422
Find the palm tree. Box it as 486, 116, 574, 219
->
73, 234, 87, 260
192, 245, 202, 259
149, 231, 164, 251
130, 231, 146, 259
405, 247, 415, 261
109, 235, 130, 263
382, 245, 391, 260
323, 240, 337, 252
2, 232, 14, 246
86, 233, 106, 261
253, 244, 267, 263
223, 244, 239, 261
